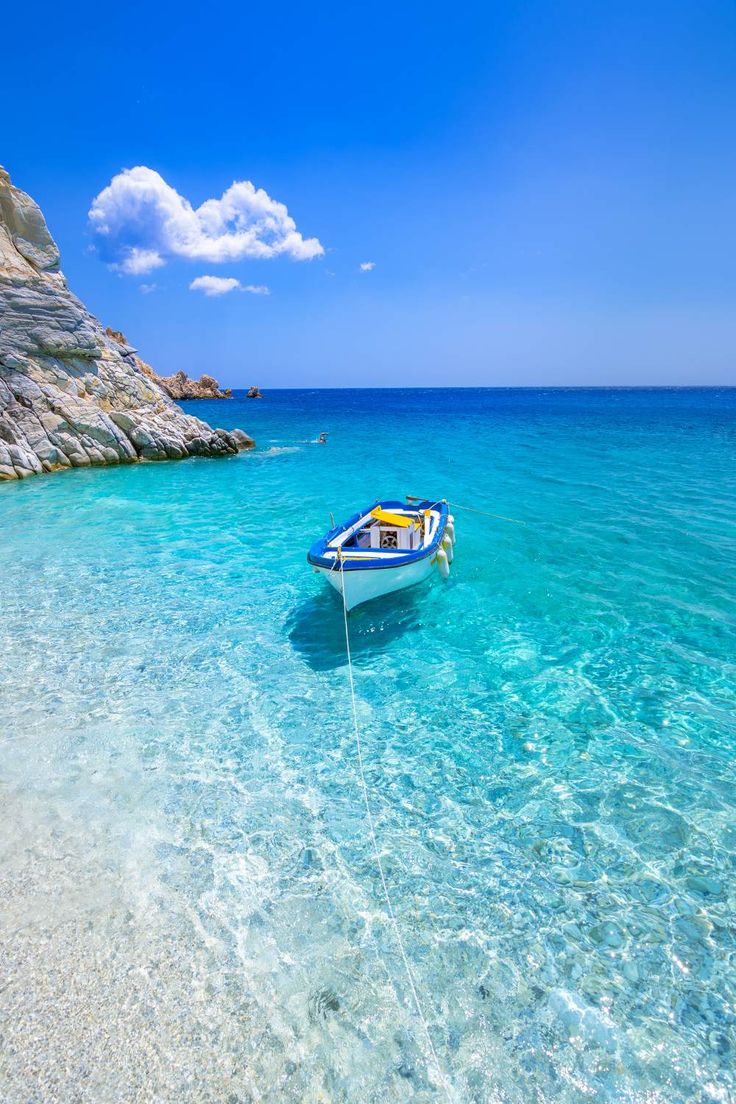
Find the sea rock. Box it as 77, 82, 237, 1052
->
246, 385, 263, 398
230, 428, 255, 449
0, 167, 254, 481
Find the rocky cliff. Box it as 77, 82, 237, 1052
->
0, 167, 253, 481
104, 329, 232, 399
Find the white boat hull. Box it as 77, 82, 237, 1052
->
308, 498, 452, 611
316, 553, 437, 611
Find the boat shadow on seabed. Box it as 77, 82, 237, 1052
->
286, 584, 433, 672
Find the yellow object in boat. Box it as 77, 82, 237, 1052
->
370, 507, 418, 528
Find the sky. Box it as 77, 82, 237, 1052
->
3, 0, 736, 387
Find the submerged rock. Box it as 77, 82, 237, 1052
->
0, 166, 254, 481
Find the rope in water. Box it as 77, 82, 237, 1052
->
337, 551, 453, 1101
406, 495, 527, 526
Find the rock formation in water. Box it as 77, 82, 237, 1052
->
246, 385, 263, 398
158, 371, 232, 400
104, 329, 232, 399
0, 166, 253, 481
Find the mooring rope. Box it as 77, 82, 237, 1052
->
406, 495, 527, 526
337, 552, 454, 1101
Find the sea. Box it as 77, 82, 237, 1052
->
1, 387, 735, 1103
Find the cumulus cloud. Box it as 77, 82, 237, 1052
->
190, 276, 241, 297
189, 276, 270, 297
89, 166, 324, 274
120, 248, 165, 275
359, 261, 376, 271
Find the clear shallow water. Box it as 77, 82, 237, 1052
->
1, 387, 735, 1103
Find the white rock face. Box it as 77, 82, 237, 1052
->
0, 166, 253, 481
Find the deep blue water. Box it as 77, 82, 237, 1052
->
1, 388, 735, 1102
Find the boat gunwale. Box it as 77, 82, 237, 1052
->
307, 499, 448, 572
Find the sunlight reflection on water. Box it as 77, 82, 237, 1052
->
1, 388, 735, 1102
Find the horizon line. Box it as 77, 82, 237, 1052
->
210, 383, 736, 392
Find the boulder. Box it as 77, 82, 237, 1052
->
231, 427, 256, 449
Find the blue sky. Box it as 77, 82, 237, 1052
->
4, 0, 735, 386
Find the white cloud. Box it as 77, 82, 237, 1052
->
189, 275, 270, 297
139, 282, 158, 294
89, 166, 324, 274
190, 276, 241, 297
359, 261, 376, 271
118, 247, 165, 275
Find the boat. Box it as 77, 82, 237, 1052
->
308, 498, 455, 610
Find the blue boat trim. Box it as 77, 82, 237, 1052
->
307, 499, 449, 571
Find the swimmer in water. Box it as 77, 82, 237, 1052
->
299, 431, 329, 445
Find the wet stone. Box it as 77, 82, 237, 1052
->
686, 874, 723, 898
589, 921, 624, 949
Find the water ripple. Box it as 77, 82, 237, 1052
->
1, 388, 735, 1102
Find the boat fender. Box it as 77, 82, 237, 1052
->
442, 534, 454, 563
436, 547, 450, 580
446, 518, 455, 545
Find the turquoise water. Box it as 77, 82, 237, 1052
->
1, 388, 735, 1103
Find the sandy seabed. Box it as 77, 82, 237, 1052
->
0, 792, 264, 1104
